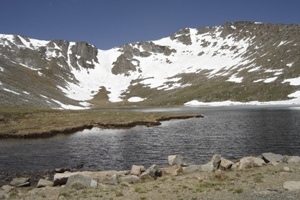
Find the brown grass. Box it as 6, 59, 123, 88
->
0, 106, 201, 138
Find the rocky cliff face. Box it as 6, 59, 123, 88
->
0, 21, 300, 109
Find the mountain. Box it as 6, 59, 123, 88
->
0, 21, 300, 109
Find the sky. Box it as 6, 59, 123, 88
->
0, 0, 300, 50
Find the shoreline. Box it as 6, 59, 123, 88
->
0, 114, 202, 139
1, 152, 300, 199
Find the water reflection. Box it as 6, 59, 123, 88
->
1, 107, 300, 173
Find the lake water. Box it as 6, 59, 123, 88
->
1, 106, 300, 173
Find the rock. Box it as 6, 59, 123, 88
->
182, 165, 200, 174
211, 154, 221, 170
219, 157, 234, 170
173, 165, 183, 176
283, 181, 300, 191
37, 179, 53, 188
238, 156, 265, 169
1, 185, 15, 191
168, 155, 185, 166
10, 177, 30, 187
55, 168, 70, 173
269, 161, 279, 166
53, 172, 76, 186
65, 174, 98, 189
140, 172, 153, 180
201, 161, 214, 172
119, 175, 141, 184
141, 164, 162, 180
130, 165, 144, 176
262, 152, 284, 163
287, 156, 300, 163
110, 174, 120, 185
283, 167, 290, 172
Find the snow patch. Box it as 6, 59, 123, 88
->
288, 91, 300, 98
287, 62, 294, 67
184, 98, 300, 107
278, 41, 288, 47
283, 77, 300, 86
248, 66, 260, 72
3, 88, 20, 95
264, 77, 277, 83
227, 74, 243, 83
128, 97, 145, 102
52, 99, 86, 110
253, 79, 264, 83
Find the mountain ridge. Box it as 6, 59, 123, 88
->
0, 21, 300, 109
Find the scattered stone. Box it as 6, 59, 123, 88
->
262, 152, 284, 163
173, 165, 183, 176
130, 165, 144, 176
141, 164, 162, 180
119, 175, 141, 184
1, 185, 14, 192
65, 174, 98, 189
110, 174, 120, 185
211, 154, 221, 170
238, 156, 265, 169
287, 156, 300, 163
182, 165, 200, 174
55, 168, 70, 173
219, 157, 234, 170
37, 179, 53, 188
268, 161, 279, 166
283, 167, 290, 172
201, 161, 214, 172
10, 177, 30, 187
283, 181, 300, 191
53, 172, 76, 186
168, 155, 185, 166
140, 172, 153, 180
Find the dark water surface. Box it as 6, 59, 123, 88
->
1, 106, 300, 173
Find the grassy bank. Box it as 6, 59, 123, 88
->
0, 106, 201, 138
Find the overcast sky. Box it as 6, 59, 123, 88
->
1, 0, 299, 49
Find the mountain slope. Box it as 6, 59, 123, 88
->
0, 21, 300, 109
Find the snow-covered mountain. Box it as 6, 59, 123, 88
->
1, 21, 300, 109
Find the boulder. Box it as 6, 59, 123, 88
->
110, 174, 120, 185
168, 155, 185, 166
130, 165, 145, 176
287, 156, 300, 163
37, 179, 53, 188
201, 161, 214, 173
262, 152, 284, 163
53, 172, 77, 186
211, 154, 221, 170
219, 157, 234, 170
283, 167, 291, 172
140, 172, 153, 180
238, 157, 265, 169
283, 181, 300, 191
65, 174, 98, 189
55, 168, 70, 173
119, 175, 141, 184
182, 165, 200, 174
141, 164, 162, 180
10, 177, 30, 187
1, 185, 15, 192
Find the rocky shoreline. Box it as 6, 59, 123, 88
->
1, 152, 300, 199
